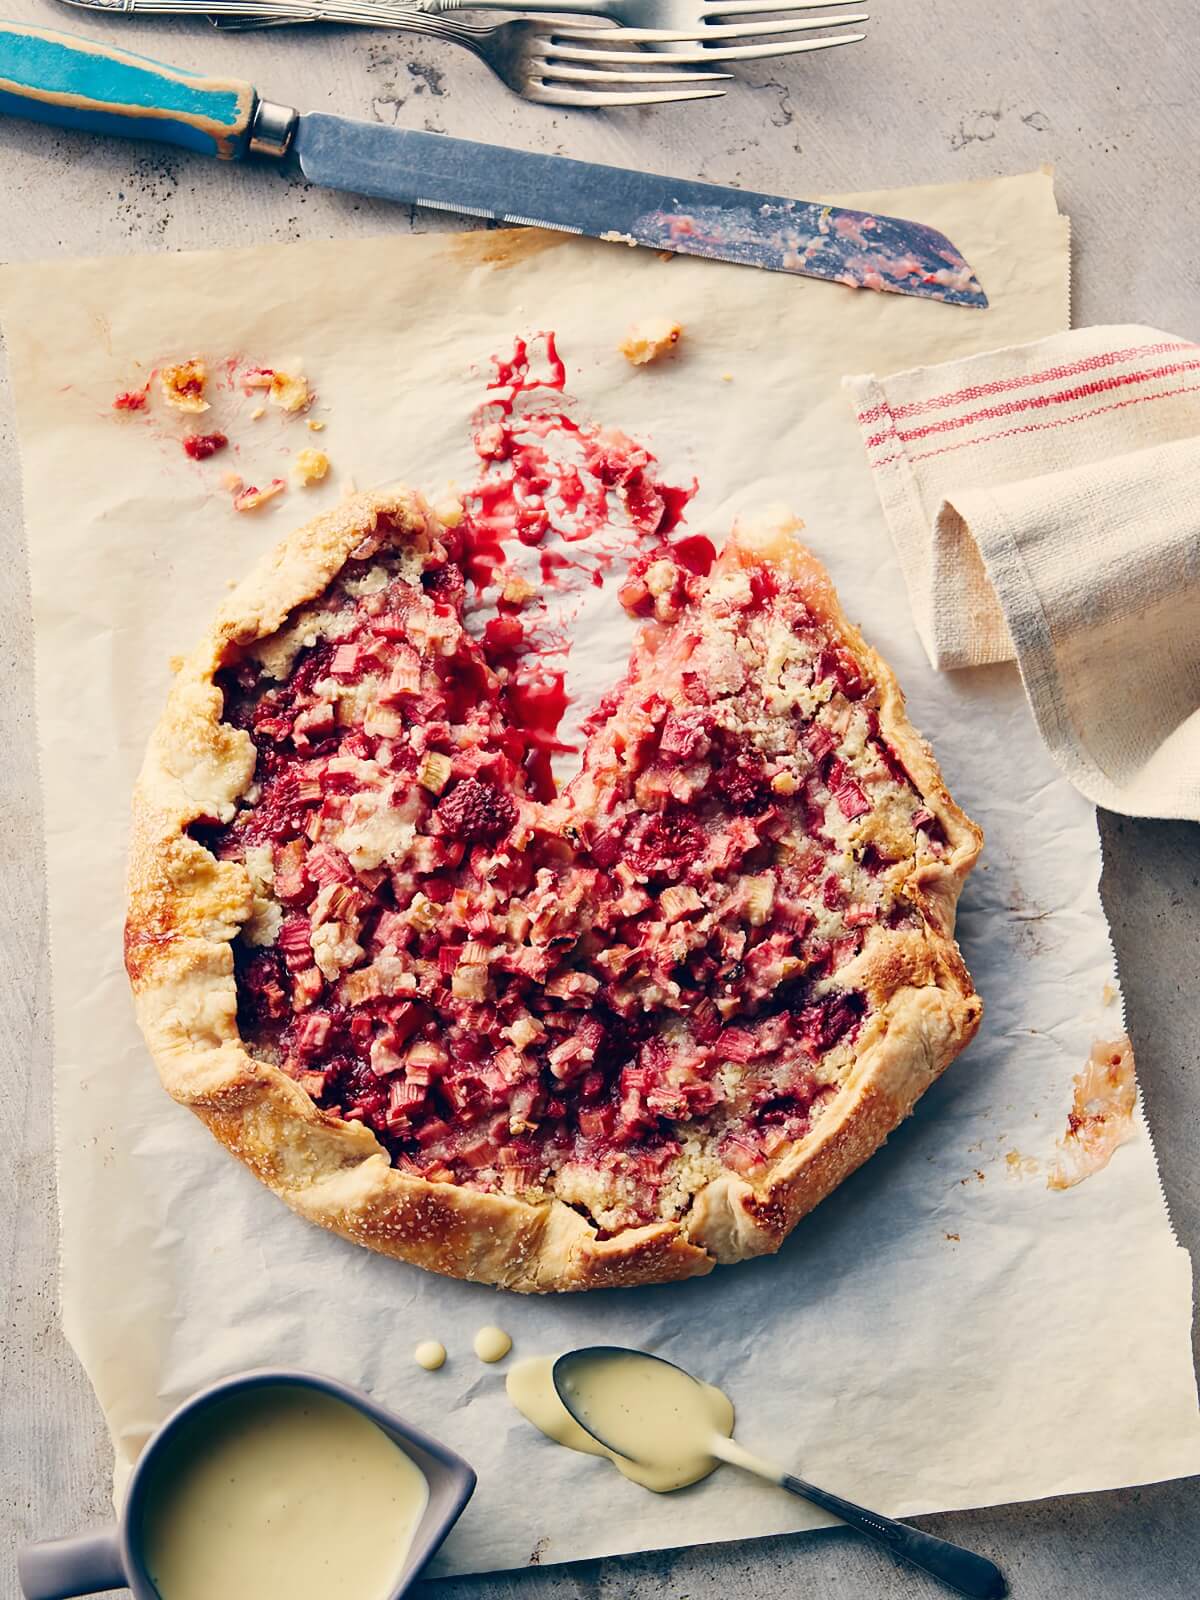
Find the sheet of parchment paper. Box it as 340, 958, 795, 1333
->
3, 169, 1198, 1576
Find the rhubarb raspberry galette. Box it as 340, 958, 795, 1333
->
125, 489, 982, 1291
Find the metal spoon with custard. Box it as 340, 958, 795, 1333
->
508, 1347, 1006, 1600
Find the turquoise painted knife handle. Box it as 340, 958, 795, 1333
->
0, 20, 258, 159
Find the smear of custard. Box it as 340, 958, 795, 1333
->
1047, 1035, 1137, 1191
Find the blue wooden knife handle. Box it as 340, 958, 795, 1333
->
0, 20, 260, 158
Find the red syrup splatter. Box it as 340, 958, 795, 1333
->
461, 514, 508, 588
477, 573, 575, 802
488, 331, 568, 394
660, 485, 700, 538
486, 618, 576, 802
509, 667, 574, 801
666, 533, 717, 575
540, 548, 602, 590
458, 329, 699, 796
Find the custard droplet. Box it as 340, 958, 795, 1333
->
473, 1325, 512, 1363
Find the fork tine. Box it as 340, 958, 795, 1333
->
531, 83, 727, 106
701, 0, 868, 6
687, 30, 866, 57
552, 15, 867, 43
540, 61, 732, 82
545, 31, 863, 63
704, 0, 865, 12
682, 11, 868, 32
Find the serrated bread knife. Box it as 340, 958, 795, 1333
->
0, 21, 987, 307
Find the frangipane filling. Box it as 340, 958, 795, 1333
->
197, 514, 946, 1234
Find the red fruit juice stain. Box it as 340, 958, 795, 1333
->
508, 667, 569, 738
482, 615, 527, 659
459, 329, 700, 791
540, 548, 602, 590
462, 519, 508, 588
660, 485, 701, 539
488, 332, 568, 395
507, 666, 574, 801
667, 533, 716, 575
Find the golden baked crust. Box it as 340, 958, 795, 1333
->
569, 515, 982, 1265
126, 491, 981, 1291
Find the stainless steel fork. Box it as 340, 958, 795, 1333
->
410, 0, 870, 50
208, 0, 869, 58
56, 0, 739, 104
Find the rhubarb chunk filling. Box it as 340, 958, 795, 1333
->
197, 513, 947, 1234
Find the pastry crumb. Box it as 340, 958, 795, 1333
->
620, 318, 683, 367
270, 370, 312, 413
159, 359, 209, 413
220, 470, 244, 493
245, 366, 312, 413
721, 373, 734, 383
307, 418, 326, 433
434, 495, 465, 530
233, 478, 286, 512
250, 405, 266, 421
501, 572, 537, 607
293, 447, 330, 487
1101, 981, 1116, 1006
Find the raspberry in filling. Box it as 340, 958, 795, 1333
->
434, 778, 517, 843
198, 513, 946, 1236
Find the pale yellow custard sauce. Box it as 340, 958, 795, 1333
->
506, 1353, 734, 1492
473, 1325, 513, 1363
414, 1340, 447, 1371
140, 1386, 429, 1600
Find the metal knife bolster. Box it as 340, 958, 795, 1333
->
248, 98, 298, 159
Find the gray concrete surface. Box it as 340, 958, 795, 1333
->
1, 0, 1198, 1594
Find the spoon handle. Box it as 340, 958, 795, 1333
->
779, 1475, 1006, 1599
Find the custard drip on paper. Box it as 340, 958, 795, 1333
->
506, 1353, 733, 1493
